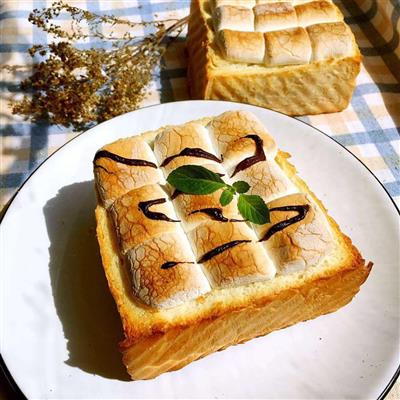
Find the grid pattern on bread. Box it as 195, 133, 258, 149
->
209, 0, 356, 66
94, 111, 333, 309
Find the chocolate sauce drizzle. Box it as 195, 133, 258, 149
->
260, 205, 310, 242
93, 149, 157, 168
161, 261, 194, 270
93, 164, 113, 174
138, 198, 180, 222
198, 240, 251, 263
231, 135, 266, 177
160, 147, 221, 167
189, 208, 244, 223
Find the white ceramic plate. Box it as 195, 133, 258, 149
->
1, 101, 399, 399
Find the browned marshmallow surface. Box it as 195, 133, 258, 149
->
110, 184, 179, 254
127, 231, 210, 308
188, 221, 275, 287
188, 220, 255, 259
258, 0, 317, 4
174, 189, 241, 232
233, 160, 296, 203
153, 122, 220, 173
292, 0, 331, 4
257, 193, 333, 274
207, 110, 275, 155
264, 26, 311, 65
295, 1, 343, 27
94, 137, 162, 208
214, 0, 256, 8
223, 132, 277, 175
96, 110, 337, 309
204, 241, 275, 287
218, 30, 265, 64
254, 2, 297, 32
307, 22, 355, 61
214, 5, 254, 32
210, 0, 351, 65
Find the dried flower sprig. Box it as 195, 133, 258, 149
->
10, 1, 188, 130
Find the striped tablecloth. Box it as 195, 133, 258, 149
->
0, 0, 399, 398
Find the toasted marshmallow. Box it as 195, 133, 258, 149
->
188, 220, 256, 258
127, 231, 211, 308
110, 184, 179, 253
258, 193, 333, 274
218, 29, 265, 64
214, 5, 254, 32
234, 159, 297, 203
203, 241, 276, 288
174, 191, 241, 233
223, 132, 277, 175
264, 27, 311, 66
257, 0, 316, 3
94, 137, 163, 208
207, 110, 272, 155
153, 122, 220, 174
254, 2, 297, 32
188, 221, 275, 288
292, 0, 332, 4
307, 22, 355, 61
295, 1, 343, 27
257, 0, 293, 3
214, 0, 256, 8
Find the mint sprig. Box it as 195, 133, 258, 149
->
237, 194, 269, 225
167, 165, 270, 225
232, 181, 250, 194
165, 164, 225, 195
220, 189, 234, 206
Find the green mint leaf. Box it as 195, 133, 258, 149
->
167, 165, 226, 195
225, 184, 236, 194
220, 189, 234, 206
232, 181, 250, 194
237, 194, 270, 225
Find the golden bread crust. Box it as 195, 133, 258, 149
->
122, 258, 371, 379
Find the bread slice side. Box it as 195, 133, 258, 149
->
122, 258, 371, 379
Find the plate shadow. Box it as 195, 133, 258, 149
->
43, 180, 130, 381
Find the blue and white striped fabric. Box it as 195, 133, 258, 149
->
0, 0, 399, 212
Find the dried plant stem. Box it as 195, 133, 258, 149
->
8, 1, 188, 131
